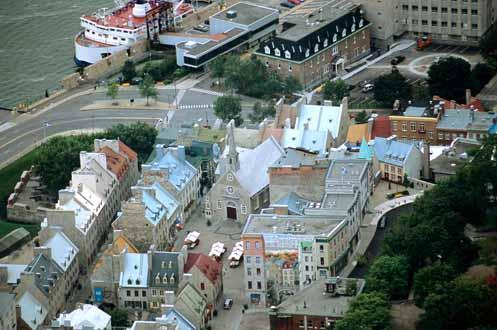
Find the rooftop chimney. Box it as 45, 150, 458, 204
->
465, 89, 472, 105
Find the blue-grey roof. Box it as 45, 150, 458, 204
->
373, 137, 414, 166
25, 254, 63, 297
149, 251, 181, 290
140, 183, 180, 226
436, 109, 473, 130
273, 192, 312, 215
403, 106, 426, 117
160, 309, 196, 330
358, 137, 372, 160
145, 146, 197, 192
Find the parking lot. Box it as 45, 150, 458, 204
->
174, 206, 246, 330
343, 43, 483, 108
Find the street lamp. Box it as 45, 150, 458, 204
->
42, 122, 50, 140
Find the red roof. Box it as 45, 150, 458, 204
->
185, 253, 222, 285
118, 141, 137, 162
371, 115, 391, 139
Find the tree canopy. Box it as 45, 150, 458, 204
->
413, 263, 456, 308
104, 122, 157, 164
139, 74, 158, 105
122, 60, 136, 82
335, 292, 391, 330
365, 255, 409, 300
374, 70, 411, 107
427, 56, 472, 104
249, 101, 276, 123
471, 63, 497, 94
106, 83, 119, 104
214, 95, 242, 124
479, 22, 497, 67
209, 56, 225, 79
322, 79, 349, 104
109, 308, 129, 327
355, 110, 369, 124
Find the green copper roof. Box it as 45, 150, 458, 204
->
358, 137, 372, 160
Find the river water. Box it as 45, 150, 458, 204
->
0, 0, 112, 108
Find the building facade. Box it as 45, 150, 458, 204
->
390, 105, 440, 143
255, 0, 371, 88
0, 292, 16, 330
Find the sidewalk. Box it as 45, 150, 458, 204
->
81, 99, 175, 111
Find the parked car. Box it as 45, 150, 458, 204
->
224, 298, 233, 310
390, 55, 406, 65
288, 0, 300, 5
280, 1, 295, 8
362, 83, 374, 93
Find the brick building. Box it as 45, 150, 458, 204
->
390, 104, 440, 142
255, 0, 371, 89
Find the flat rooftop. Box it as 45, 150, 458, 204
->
211, 2, 278, 26
278, 0, 357, 42
270, 148, 328, 168
177, 28, 245, 57
326, 159, 368, 182
242, 214, 345, 237
273, 277, 365, 317
322, 192, 356, 210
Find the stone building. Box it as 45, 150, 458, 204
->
354, 0, 497, 50
39, 140, 138, 271
0, 292, 16, 330
112, 182, 181, 251
143, 145, 200, 221
255, 0, 371, 88
184, 253, 223, 308
205, 121, 285, 223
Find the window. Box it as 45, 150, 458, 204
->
428, 131, 434, 139
248, 281, 252, 289
256, 268, 261, 275
257, 281, 262, 289
246, 256, 251, 263
274, 48, 281, 57
319, 244, 324, 252
305, 265, 309, 271
422, 20, 428, 26
285, 50, 291, 59
397, 167, 402, 174
441, 7, 448, 13
452, 22, 457, 28
256, 256, 261, 264
320, 257, 325, 265
438, 132, 444, 140
412, 19, 418, 25
392, 121, 398, 131
264, 46, 270, 54
410, 122, 417, 131
226, 186, 234, 194
445, 133, 450, 140
462, 9, 468, 14
451, 8, 458, 14
304, 256, 309, 262
422, 6, 428, 11
277, 63, 281, 70
247, 267, 252, 276
441, 21, 448, 27
289, 65, 292, 72
255, 241, 260, 249
134, 290, 139, 297
241, 204, 247, 214
412, 5, 418, 11
152, 289, 157, 296
419, 123, 425, 132
217, 200, 222, 209
246, 241, 250, 250
402, 4, 408, 10
142, 290, 146, 297
402, 123, 407, 132
472, 24, 478, 29
227, 174, 233, 181
431, 6, 438, 12
200, 282, 205, 290
205, 202, 210, 210
332, 46, 338, 55
432, 20, 438, 26
127, 290, 131, 297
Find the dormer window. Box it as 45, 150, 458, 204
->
359, 19, 364, 28
264, 46, 270, 54
163, 274, 168, 284
305, 49, 310, 58
170, 274, 175, 284
324, 38, 328, 47
314, 44, 319, 53
333, 34, 337, 42
274, 48, 281, 57
351, 23, 356, 32
285, 50, 291, 59
127, 278, 132, 285
169, 261, 173, 268
342, 28, 347, 37
136, 279, 140, 285
155, 273, 160, 285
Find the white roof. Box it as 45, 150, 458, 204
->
184, 231, 200, 242
119, 253, 149, 288
0, 263, 27, 284
18, 291, 47, 330
235, 136, 285, 196
296, 103, 343, 139
44, 232, 79, 271
281, 128, 328, 155
56, 304, 111, 330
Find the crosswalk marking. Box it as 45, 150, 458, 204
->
177, 104, 213, 110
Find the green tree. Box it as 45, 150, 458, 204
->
105, 122, 157, 164
374, 70, 411, 107
322, 79, 348, 104
109, 308, 129, 327
106, 83, 119, 105
159, 56, 178, 78
335, 292, 391, 330
139, 74, 158, 106
346, 279, 358, 296
427, 56, 472, 104
355, 110, 369, 124
411, 81, 430, 101
471, 63, 497, 94
282, 76, 303, 95
209, 56, 226, 79
365, 255, 409, 299
249, 101, 276, 123
122, 60, 136, 82
142, 61, 163, 81
402, 173, 410, 188
419, 277, 497, 330
479, 22, 497, 67
413, 263, 456, 308
213, 95, 242, 123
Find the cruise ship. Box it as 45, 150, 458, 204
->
74, 0, 192, 67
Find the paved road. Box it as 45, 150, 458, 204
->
0, 75, 259, 168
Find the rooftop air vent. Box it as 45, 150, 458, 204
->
226, 10, 237, 19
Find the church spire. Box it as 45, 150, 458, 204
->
227, 119, 240, 172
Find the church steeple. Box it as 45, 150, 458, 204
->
226, 119, 240, 172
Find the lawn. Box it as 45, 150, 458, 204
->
0, 149, 40, 238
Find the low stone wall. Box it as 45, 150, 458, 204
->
409, 177, 436, 191
7, 205, 51, 224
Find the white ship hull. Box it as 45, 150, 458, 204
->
74, 32, 128, 67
